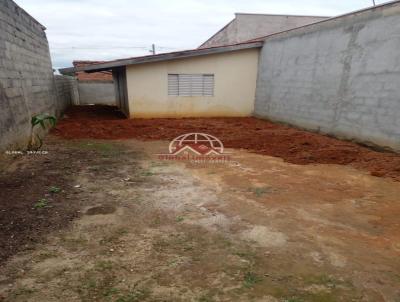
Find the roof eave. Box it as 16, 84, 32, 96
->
59, 41, 263, 74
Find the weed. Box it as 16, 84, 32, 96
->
198, 294, 216, 302
103, 287, 120, 297
10, 287, 36, 298
95, 260, 114, 271
140, 170, 154, 177
249, 186, 271, 197
77, 142, 121, 156
34, 198, 48, 209
243, 271, 262, 288
36, 250, 58, 261
49, 186, 61, 193
284, 292, 337, 302
115, 287, 151, 302
234, 251, 254, 259
302, 274, 337, 288
176, 216, 184, 222
151, 216, 161, 226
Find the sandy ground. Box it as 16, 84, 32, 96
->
0, 137, 399, 302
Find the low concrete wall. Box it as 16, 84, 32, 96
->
254, 2, 400, 151
0, 0, 76, 151
77, 81, 115, 105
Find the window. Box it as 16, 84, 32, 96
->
168, 74, 214, 96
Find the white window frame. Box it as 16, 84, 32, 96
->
168, 73, 214, 97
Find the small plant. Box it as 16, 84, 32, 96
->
29, 114, 57, 150
176, 216, 184, 222
140, 170, 154, 177
243, 271, 262, 288
34, 198, 48, 209
95, 260, 114, 271
49, 186, 61, 193
198, 294, 216, 302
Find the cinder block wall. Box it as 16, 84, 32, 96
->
54, 75, 78, 115
0, 0, 71, 151
254, 3, 400, 151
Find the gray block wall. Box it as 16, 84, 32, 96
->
254, 3, 400, 151
200, 14, 329, 49
0, 0, 73, 151
54, 75, 78, 115
78, 81, 115, 105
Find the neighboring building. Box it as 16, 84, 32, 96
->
60, 42, 262, 118
199, 13, 329, 48
73, 61, 113, 81
71, 61, 115, 106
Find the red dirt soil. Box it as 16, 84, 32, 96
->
53, 105, 400, 181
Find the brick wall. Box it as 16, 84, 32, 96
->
254, 3, 400, 151
0, 0, 73, 151
73, 61, 113, 81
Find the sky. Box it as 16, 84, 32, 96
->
15, 0, 384, 69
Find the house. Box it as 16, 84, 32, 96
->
60, 41, 262, 118
199, 13, 329, 48
59, 13, 328, 119
59, 1, 400, 151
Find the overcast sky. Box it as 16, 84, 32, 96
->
15, 0, 383, 69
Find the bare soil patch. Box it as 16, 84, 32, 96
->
0, 137, 399, 301
53, 105, 400, 180
0, 137, 129, 265
0, 142, 80, 264
85, 205, 116, 215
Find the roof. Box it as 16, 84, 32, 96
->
234, 12, 330, 18
73, 61, 113, 81
59, 41, 263, 74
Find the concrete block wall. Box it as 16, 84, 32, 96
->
54, 75, 78, 116
254, 2, 400, 151
0, 0, 73, 151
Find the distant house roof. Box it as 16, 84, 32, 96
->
59, 41, 263, 74
73, 61, 113, 81
198, 13, 330, 49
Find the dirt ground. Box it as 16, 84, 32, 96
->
0, 107, 400, 301
53, 105, 400, 181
